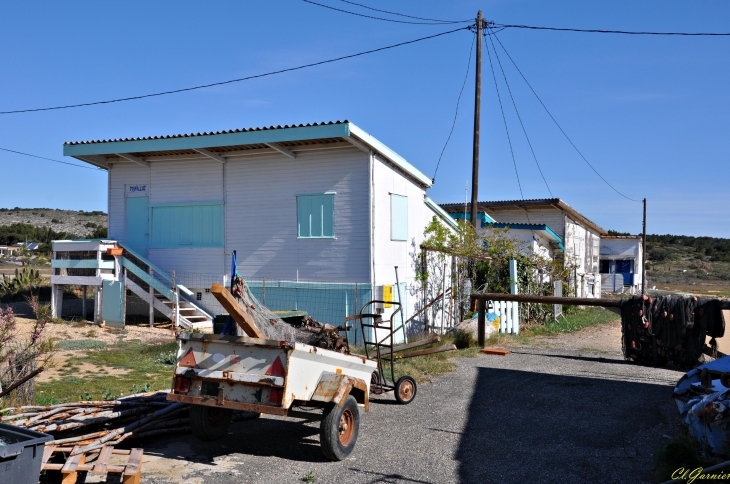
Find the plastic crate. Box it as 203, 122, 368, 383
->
0, 423, 53, 484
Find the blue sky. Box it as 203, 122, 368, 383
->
0, 1, 728, 237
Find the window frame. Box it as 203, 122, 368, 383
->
390, 193, 408, 242
296, 193, 335, 239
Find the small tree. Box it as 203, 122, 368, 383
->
415, 218, 575, 327
0, 297, 55, 405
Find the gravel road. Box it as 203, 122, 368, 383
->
127, 321, 683, 484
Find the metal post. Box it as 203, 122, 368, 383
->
470, 10, 483, 230
149, 267, 155, 327
477, 297, 486, 348
440, 263, 447, 335
171, 270, 176, 328
82, 285, 87, 321
394, 266, 407, 343
642, 198, 647, 295
354, 282, 359, 346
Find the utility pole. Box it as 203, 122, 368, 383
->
470, 10, 483, 230
642, 198, 647, 295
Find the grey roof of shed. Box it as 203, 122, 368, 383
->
439, 198, 607, 235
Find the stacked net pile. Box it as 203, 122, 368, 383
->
620, 295, 725, 368
230, 274, 349, 353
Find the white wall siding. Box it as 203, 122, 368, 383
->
150, 159, 223, 204
372, 155, 434, 326
225, 147, 370, 283
486, 208, 566, 238
108, 162, 150, 241
147, 248, 225, 288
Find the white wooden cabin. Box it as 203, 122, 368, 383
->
441, 199, 607, 298
600, 236, 644, 293
63, 121, 457, 339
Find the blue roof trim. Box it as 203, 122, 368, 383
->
424, 196, 460, 231
448, 211, 496, 224
349, 123, 432, 188
63, 123, 351, 157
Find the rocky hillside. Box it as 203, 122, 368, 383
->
0, 208, 107, 239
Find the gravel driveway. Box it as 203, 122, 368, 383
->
131, 321, 683, 484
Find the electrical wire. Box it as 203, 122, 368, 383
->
0, 147, 102, 170
484, 36, 526, 203
484, 34, 537, 235
339, 0, 471, 24
432, 33, 475, 184
493, 23, 730, 36
486, 26, 553, 197
490, 31, 642, 202
0, 27, 468, 115
303, 0, 471, 25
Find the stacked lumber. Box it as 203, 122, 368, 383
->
1, 391, 255, 454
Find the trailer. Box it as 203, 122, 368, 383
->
167, 332, 377, 461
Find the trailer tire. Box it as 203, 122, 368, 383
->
320, 395, 359, 461
394, 376, 417, 404
190, 405, 232, 441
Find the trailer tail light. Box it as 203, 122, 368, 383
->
175, 377, 191, 393
269, 389, 282, 404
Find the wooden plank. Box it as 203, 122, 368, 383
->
380, 336, 440, 356
61, 448, 86, 484
396, 344, 457, 359
93, 446, 113, 475
123, 448, 143, 484
42, 445, 56, 468
210, 283, 266, 339
480, 348, 509, 356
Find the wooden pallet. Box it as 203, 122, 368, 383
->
41, 444, 143, 484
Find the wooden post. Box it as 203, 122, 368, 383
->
477, 297, 486, 348
82, 286, 87, 321
470, 10, 483, 230
171, 271, 177, 328
94, 286, 101, 326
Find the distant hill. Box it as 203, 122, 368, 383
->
0, 208, 107, 244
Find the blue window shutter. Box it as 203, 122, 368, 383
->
391, 194, 408, 241
297, 194, 334, 238
150, 204, 223, 248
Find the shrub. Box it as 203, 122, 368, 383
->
452, 330, 475, 349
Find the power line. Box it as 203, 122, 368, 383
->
486, 26, 553, 197
339, 0, 471, 24
0, 147, 102, 170
490, 31, 641, 202
484, 34, 537, 235
483, 35, 526, 202
0, 27, 468, 115
432, 32, 475, 184
303, 0, 471, 25
494, 23, 730, 36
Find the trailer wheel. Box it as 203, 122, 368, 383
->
394, 376, 417, 404
320, 395, 359, 461
190, 405, 232, 441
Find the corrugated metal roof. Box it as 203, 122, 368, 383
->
64, 121, 348, 145
439, 198, 607, 235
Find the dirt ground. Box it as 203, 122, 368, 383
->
0, 301, 174, 383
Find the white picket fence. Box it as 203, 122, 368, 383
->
490, 259, 520, 335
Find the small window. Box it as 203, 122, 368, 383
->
297, 194, 334, 238
599, 260, 611, 274
196, 292, 202, 301
390, 194, 408, 241
205, 288, 210, 293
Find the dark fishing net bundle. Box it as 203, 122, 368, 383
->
620, 295, 725, 368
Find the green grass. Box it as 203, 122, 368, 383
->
385, 307, 619, 384
56, 339, 107, 350
519, 307, 618, 337
36, 341, 177, 405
